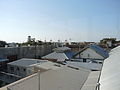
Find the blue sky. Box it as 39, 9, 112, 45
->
0, 0, 120, 43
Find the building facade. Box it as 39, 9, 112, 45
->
7, 58, 48, 77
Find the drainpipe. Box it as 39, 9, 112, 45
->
97, 82, 100, 90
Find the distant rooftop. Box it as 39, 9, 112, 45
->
0, 58, 8, 62
53, 47, 71, 53
42, 52, 69, 61
42, 47, 74, 61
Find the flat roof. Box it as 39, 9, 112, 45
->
5, 66, 91, 90
7, 58, 48, 67
0, 66, 100, 90
34, 61, 63, 70
66, 61, 102, 71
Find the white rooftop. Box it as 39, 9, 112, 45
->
0, 66, 88, 90
100, 46, 120, 90
34, 61, 63, 70
0, 66, 100, 90
8, 58, 48, 67
66, 61, 102, 71
42, 52, 68, 61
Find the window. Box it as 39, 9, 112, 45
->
10, 66, 14, 72
88, 54, 90, 57
17, 67, 19, 71
83, 59, 86, 62
23, 68, 26, 72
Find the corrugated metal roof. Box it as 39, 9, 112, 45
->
89, 45, 109, 58
65, 52, 75, 59
42, 52, 69, 61
100, 46, 120, 90
53, 47, 71, 53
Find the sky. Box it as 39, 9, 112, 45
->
0, 0, 120, 43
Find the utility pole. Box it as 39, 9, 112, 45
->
38, 70, 40, 90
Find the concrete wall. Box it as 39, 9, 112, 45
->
0, 45, 55, 60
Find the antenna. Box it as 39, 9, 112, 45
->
116, 15, 120, 40
44, 37, 46, 43
69, 38, 71, 45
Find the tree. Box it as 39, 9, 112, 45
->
100, 38, 116, 44
0, 41, 7, 47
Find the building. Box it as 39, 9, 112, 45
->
100, 46, 120, 90
0, 59, 63, 85
42, 47, 74, 62
73, 44, 109, 63
7, 58, 48, 77
7, 43, 18, 48
0, 66, 100, 90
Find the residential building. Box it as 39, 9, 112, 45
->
42, 47, 74, 62
7, 58, 48, 77
73, 44, 109, 63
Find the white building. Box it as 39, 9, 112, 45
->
73, 45, 109, 63
7, 58, 48, 77
42, 47, 74, 62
